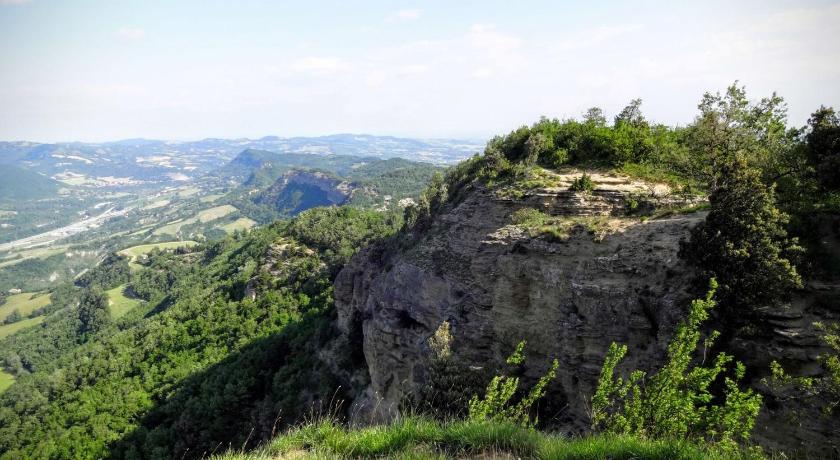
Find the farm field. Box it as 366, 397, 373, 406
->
0, 291, 50, 322
0, 316, 45, 339
118, 241, 198, 269
0, 246, 68, 269
218, 217, 256, 234
153, 205, 238, 236
199, 194, 225, 203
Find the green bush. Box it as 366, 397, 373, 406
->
467, 341, 559, 428
591, 280, 762, 451
511, 208, 550, 227
540, 148, 569, 169
569, 173, 595, 193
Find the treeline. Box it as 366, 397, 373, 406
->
407, 84, 838, 304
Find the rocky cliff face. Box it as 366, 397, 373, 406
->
330, 171, 840, 455
333, 173, 702, 428
256, 170, 358, 215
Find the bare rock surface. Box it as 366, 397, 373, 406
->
326, 175, 838, 455
334, 182, 702, 429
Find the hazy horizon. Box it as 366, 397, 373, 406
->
2, 0, 839, 142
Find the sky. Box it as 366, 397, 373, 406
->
1, 0, 839, 142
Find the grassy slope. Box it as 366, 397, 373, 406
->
0, 371, 14, 394
212, 418, 757, 460
153, 205, 237, 235
0, 316, 44, 339
0, 246, 68, 269
105, 284, 142, 319
0, 291, 50, 322
118, 241, 198, 269
219, 217, 257, 233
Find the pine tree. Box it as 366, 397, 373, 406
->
682, 160, 802, 322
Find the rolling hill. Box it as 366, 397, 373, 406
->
0, 165, 61, 200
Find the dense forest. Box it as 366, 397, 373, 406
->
0, 83, 838, 459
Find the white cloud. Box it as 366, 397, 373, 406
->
289, 57, 351, 75
469, 24, 522, 53
365, 70, 387, 87
556, 24, 643, 50
116, 27, 145, 41
466, 24, 525, 76
386, 9, 422, 23
472, 67, 494, 79
397, 64, 429, 76
0, 0, 31, 5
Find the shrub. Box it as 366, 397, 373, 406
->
511, 208, 550, 227
3, 309, 22, 325
468, 341, 559, 428
765, 321, 840, 415
591, 279, 762, 451
569, 173, 595, 193
540, 148, 569, 169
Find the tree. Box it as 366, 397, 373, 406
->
75, 253, 131, 290
686, 82, 794, 189
583, 107, 607, 126
681, 160, 802, 322
804, 106, 840, 192
614, 98, 645, 127
3, 309, 22, 324
524, 132, 553, 165
77, 288, 110, 339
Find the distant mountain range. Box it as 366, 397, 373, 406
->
0, 135, 483, 188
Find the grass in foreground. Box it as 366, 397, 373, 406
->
211, 417, 761, 460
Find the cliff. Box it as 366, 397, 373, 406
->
333, 172, 700, 426
256, 170, 358, 215
329, 170, 840, 455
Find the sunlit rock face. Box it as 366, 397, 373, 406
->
334, 180, 700, 429
331, 176, 840, 455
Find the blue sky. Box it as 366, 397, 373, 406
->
1, 0, 839, 142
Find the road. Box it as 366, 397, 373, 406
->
0, 207, 129, 253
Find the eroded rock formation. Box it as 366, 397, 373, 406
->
329, 173, 840, 455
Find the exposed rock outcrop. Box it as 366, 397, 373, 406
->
334, 176, 702, 429
256, 170, 359, 215
330, 172, 840, 455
